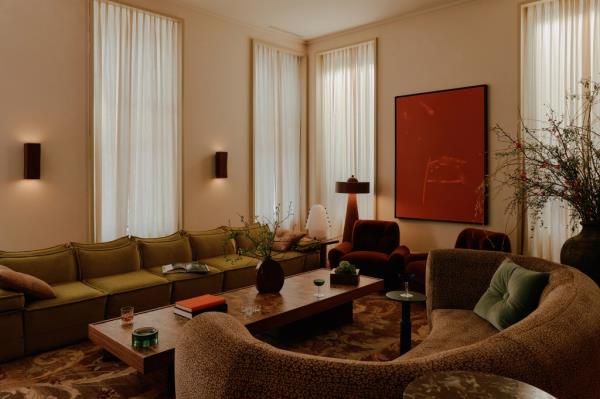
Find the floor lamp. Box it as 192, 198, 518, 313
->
335, 175, 370, 242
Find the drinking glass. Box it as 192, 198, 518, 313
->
313, 278, 325, 298
400, 281, 414, 298
121, 306, 134, 326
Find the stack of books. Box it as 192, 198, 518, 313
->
174, 294, 228, 319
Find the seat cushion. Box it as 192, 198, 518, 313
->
406, 260, 426, 285
271, 251, 306, 276
402, 309, 498, 360
188, 228, 236, 259
200, 255, 258, 291
0, 246, 78, 285
137, 233, 193, 268
24, 281, 107, 354
0, 288, 24, 312
147, 266, 224, 301
76, 241, 141, 280
84, 270, 169, 295
85, 270, 171, 318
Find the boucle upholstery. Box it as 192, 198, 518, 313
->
175, 249, 600, 399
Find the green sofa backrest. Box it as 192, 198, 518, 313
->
75, 241, 141, 280
0, 245, 78, 285
136, 232, 193, 268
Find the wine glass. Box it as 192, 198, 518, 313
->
313, 278, 325, 298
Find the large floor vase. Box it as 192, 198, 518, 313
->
560, 223, 600, 287
256, 256, 284, 293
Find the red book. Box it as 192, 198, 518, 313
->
175, 294, 226, 313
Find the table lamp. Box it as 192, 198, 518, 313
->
335, 175, 370, 242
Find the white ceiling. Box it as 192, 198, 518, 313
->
178, 0, 461, 40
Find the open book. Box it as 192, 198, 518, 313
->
161, 262, 210, 274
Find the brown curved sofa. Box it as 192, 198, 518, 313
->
175, 249, 600, 399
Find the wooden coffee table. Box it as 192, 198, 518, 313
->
88, 268, 383, 392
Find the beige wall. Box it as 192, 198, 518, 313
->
307, 0, 522, 252
0, 0, 303, 250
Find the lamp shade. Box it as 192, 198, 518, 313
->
335, 175, 369, 194
305, 204, 330, 240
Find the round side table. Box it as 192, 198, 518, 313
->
386, 290, 426, 354
403, 371, 556, 399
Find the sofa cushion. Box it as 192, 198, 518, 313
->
0, 288, 25, 312
271, 251, 306, 276
84, 270, 169, 295
137, 233, 193, 268
401, 309, 498, 360
292, 237, 321, 253
71, 236, 132, 249
0, 265, 56, 299
474, 258, 549, 330
85, 270, 171, 318
26, 281, 106, 311
147, 266, 224, 301
24, 281, 107, 354
228, 224, 270, 252
188, 228, 235, 259
0, 246, 78, 284
200, 255, 258, 291
272, 230, 306, 252
76, 241, 141, 280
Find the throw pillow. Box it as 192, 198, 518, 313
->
272, 230, 306, 252
0, 265, 56, 299
474, 258, 549, 330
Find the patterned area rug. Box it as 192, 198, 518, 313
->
0, 293, 428, 398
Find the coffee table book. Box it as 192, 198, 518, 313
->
174, 294, 227, 318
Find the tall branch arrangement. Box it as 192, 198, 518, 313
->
228, 203, 293, 259
492, 79, 600, 228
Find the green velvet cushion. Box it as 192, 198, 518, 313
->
76, 241, 141, 280
0, 247, 78, 284
71, 236, 132, 250
188, 228, 235, 259
84, 270, 169, 294
137, 233, 193, 268
474, 258, 549, 330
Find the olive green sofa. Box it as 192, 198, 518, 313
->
175, 249, 600, 399
0, 227, 320, 362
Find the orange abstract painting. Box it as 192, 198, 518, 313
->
394, 85, 487, 224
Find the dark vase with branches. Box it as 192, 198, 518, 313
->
493, 79, 600, 286
229, 204, 292, 293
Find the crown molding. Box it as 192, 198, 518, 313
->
306, 0, 476, 45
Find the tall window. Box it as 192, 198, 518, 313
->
315, 40, 376, 238
93, 0, 182, 241
522, 0, 600, 260
253, 42, 303, 228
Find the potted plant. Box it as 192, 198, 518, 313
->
492, 79, 600, 286
228, 204, 292, 293
330, 261, 360, 286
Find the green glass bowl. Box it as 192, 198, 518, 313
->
132, 327, 159, 349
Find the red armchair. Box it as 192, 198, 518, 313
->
400, 228, 512, 292
328, 220, 405, 289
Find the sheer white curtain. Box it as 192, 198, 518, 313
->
315, 40, 375, 238
521, 0, 599, 260
93, 0, 181, 241
253, 42, 302, 229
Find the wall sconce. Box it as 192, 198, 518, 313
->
215, 151, 228, 178
24, 143, 41, 179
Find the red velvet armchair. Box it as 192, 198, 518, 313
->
328, 220, 404, 289
400, 228, 512, 292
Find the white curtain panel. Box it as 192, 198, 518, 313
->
521, 0, 599, 261
315, 40, 375, 238
93, 0, 181, 241
253, 43, 302, 229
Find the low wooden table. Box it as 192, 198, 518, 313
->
88, 269, 383, 393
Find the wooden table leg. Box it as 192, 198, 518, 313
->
400, 301, 412, 355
